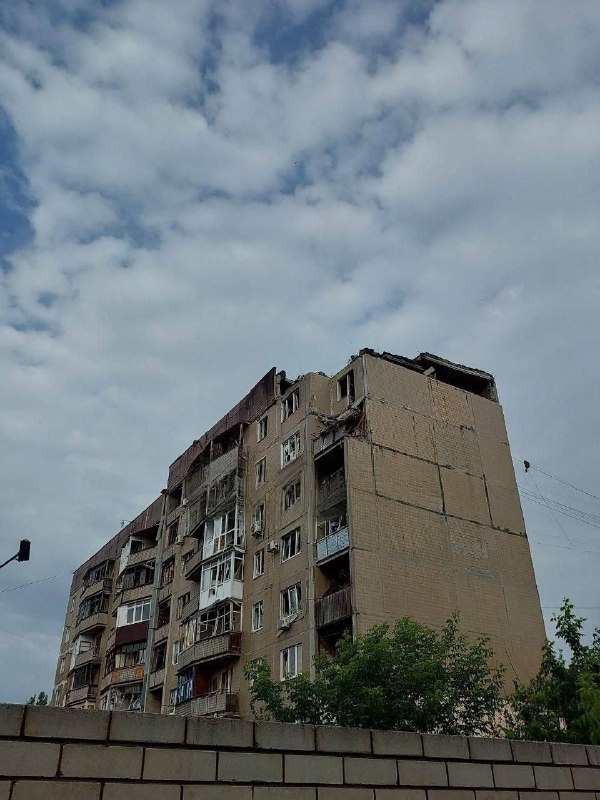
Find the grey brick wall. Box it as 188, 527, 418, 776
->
1, 704, 599, 799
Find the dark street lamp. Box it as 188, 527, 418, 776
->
0, 539, 31, 570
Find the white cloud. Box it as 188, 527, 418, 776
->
1, 0, 600, 700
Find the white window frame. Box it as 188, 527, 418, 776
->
281, 527, 301, 561
281, 431, 301, 467
256, 457, 266, 486
281, 388, 300, 421
253, 549, 264, 578
257, 415, 268, 441
281, 644, 302, 680
118, 598, 151, 627
252, 601, 264, 632
281, 582, 302, 617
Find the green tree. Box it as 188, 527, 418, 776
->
26, 691, 48, 706
244, 614, 505, 735
506, 599, 600, 744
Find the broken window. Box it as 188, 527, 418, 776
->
281, 583, 302, 617
337, 370, 355, 401
281, 388, 300, 421
281, 528, 301, 561
281, 431, 301, 467
160, 558, 175, 587
176, 592, 191, 618
252, 601, 264, 632
281, 644, 302, 680
198, 601, 241, 639
157, 600, 171, 627
256, 457, 266, 486
283, 477, 301, 511
257, 415, 268, 441
166, 520, 179, 546
253, 549, 264, 578
203, 509, 238, 558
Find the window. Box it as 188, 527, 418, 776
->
282, 388, 300, 421
256, 457, 266, 486
172, 640, 181, 666
177, 592, 191, 618
253, 549, 264, 578
181, 549, 195, 575
157, 600, 171, 627
198, 601, 241, 639
114, 640, 146, 669
121, 598, 151, 626
166, 520, 179, 546
281, 431, 301, 467
283, 478, 301, 511
200, 552, 244, 596
59, 657, 66, 674
281, 583, 302, 617
252, 601, 264, 632
152, 643, 167, 672
208, 667, 232, 694
253, 501, 265, 533
257, 415, 268, 441
281, 644, 302, 680
203, 510, 238, 558
337, 370, 355, 401
281, 528, 301, 561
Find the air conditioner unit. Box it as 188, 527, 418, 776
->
277, 618, 291, 631
267, 540, 279, 554
251, 519, 263, 537
181, 498, 188, 507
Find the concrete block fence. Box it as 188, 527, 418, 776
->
1, 704, 600, 799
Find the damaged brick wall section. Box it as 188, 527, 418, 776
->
1, 705, 600, 799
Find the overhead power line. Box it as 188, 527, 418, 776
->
0, 569, 75, 595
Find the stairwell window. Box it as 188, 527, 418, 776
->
253, 549, 264, 578
281, 431, 301, 467
281, 388, 300, 421
281, 643, 302, 680
256, 457, 266, 486
281, 527, 301, 561
252, 601, 264, 632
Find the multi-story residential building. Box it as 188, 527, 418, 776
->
52, 349, 546, 716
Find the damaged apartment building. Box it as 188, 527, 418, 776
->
52, 349, 546, 716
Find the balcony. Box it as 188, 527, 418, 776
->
100, 664, 145, 691
162, 542, 177, 564
315, 587, 352, 628
74, 612, 108, 638
173, 691, 238, 717
73, 646, 101, 671
65, 685, 98, 706
154, 622, 169, 644
183, 548, 203, 581
177, 632, 241, 673
114, 583, 153, 608
158, 582, 173, 603
148, 668, 165, 691
80, 577, 113, 602
126, 545, 157, 569
179, 591, 200, 621
317, 468, 346, 509
315, 528, 350, 564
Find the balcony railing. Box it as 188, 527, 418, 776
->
153, 622, 170, 644
157, 582, 173, 603
315, 528, 350, 563
161, 542, 177, 564
73, 612, 108, 638
172, 691, 238, 717
73, 646, 101, 670
183, 548, 203, 581
100, 664, 145, 691
178, 591, 200, 621
315, 586, 352, 628
80, 577, 113, 602
65, 685, 98, 706
176, 632, 241, 673
317, 468, 346, 507
126, 545, 157, 568
148, 668, 165, 691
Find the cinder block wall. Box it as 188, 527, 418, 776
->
1, 705, 599, 800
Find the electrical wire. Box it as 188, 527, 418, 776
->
0, 569, 75, 595
513, 456, 600, 503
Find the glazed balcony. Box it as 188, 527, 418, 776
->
176, 632, 241, 673
172, 689, 238, 717
315, 586, 352, 629
65, 685, 98, 706
315, 528, 349, 564
126, 545, 157, 569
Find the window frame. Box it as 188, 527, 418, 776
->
281, 430, 302, 467
281, 527, 301, 561
281, 388, 300, 421
257, 415, 268, 441
280, 643, 302, 680
253, 548, 265, 578
256, 457, 266, 486
280, 582, 302, 618
283, 477, 301, 512
337, 369, 355, 401
251, 601, 264, 632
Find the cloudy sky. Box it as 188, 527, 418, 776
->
1, 0, 600, 703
